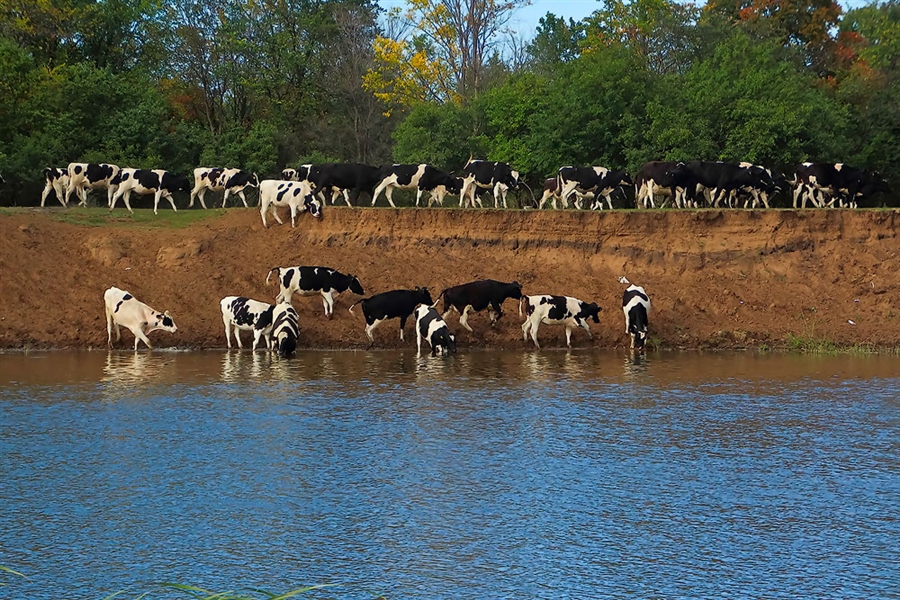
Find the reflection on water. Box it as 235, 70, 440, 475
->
1, 350, 898, 598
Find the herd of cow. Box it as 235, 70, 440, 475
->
38, 158, 892, 218
103, 270, 652, 357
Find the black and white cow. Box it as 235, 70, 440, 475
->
635, 161, 691, 208
258, 180, 322, 227
109, 168, 191, 214
66, 162, 121, 207
736, 162, 788, 209
437, 279, 523, 332
459, 160, 520, 208
271, 301, 300, 358
281, 164, 313, 183
793, 162, 890, 208
673, 161, 774, 208
104, 286, 177, 350
220, 296, 275, 350
266, 265, 364, 318
520, 294, 601, 349
538, 177, 595, 209
307, 163, 382, 207
41, 167, 70, 207
556, 166, 632, 210
415, 305, 457, 356
189, 167, 259, 208
371, 164, 462, 207
619, 277, 651, 351
349, 287, 434, 342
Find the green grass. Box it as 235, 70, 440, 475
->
0, 206, 227, 228
782, 333, 898, 355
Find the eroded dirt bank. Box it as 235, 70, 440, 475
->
1, 208, 898, 350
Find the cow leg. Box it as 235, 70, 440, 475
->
40, 185, 52, 208
521, 318, 531, 342
341, 189, 352, 207
222, 189, 232, 208
371, 181, 387, 206
164, 191, 177, 212
416, 328, 423, 356
122, 190, 134, 214
489, 302, 503, 326
415, 188, 425, 208
234, 325, 244, 349
238, 189, 248, 208
459, 305, 474, 332
322, 291, 334, 318
223, 316, 232, 349
77, 187, 89, 207
252, 329, 265, 351
289, 201, 299, 227
605, 192, 614, 211
565, 326, 573, 348
365, 318, 383, 342
529, 319, 541, 348
132, 326, 152, 351
399, 315, 408, 340
581, 319, 592, 338
386, 187, 398, 208
107, 309, 115, 348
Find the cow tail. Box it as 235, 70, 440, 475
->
348, 298, 364, 316
432, 289, 447, 310
265, 267, 280, 286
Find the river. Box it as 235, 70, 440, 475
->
1, 350, 897, 598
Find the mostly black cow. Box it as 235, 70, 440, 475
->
793, 162, 890, 208
349, 287, 434, 342
620, 276, 651, 351
415, 305, 456, 356
437, 279, 523, 332
266, 266, 364, 318
371, 164, 461, 207
307, 163, 382, 207
520, 294, 601, 349
271, 302, 300, 358
635, 161, 691, 208
109, 168, 191, 214
41, 167, 70, 207
189, 167, 259, 208
220, 296, 275, 350
459, 160, 520, 208
674, 161, 775, 208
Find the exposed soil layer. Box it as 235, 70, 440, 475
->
1, 207, 898, 351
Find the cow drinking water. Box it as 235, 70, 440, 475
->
104, 286, 177, 350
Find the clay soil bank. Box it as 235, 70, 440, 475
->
1, 207, 898, 351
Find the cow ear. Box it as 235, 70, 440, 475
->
164, 310, 171, 317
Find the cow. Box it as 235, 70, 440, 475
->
41, 167, 70, 207
588, 170, 633, 210
189, 167, 260, 208
258, 180, 322, 227
220, 296, 275, 351
271, 301, 300, 358
109, 168, 191, 214
519, 294, 601, 349
436, 279, 523, 332
538, 177, 595, 210
104, 286, 177, 351
281, 164, 313, 182
66, 163, 121, 207
673, 161, 776, 209
634, 161, 691, 208
348, 287, 434, 342
619, 276, 651, 351
371, 164, 462, 207
459, 160, 520, 208
266, 265, 364, 318
415, 305, 457, 356
307, 163, 382, 207
793, 162, 890, 209
735, 162, 789, 209
556, 166, 625, 209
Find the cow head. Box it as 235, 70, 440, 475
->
277, 331, 297, 358
157, 311, 178, 333
348, 275, 365, 295
304, 195, 322, 219
508, 281, 524, 300
508, 169, 521, 189
618, 171, 634, 187
582, 302, 602, 324
433, 329, 457, 356
282, 168, 298, 181
249, 172, 260, 187
415, 286, 434, 306
172, 174, 191, 193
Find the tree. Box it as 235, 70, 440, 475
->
526, 13, 585, 73
364, 0, 530, 112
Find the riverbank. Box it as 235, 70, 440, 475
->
1, 207, 897, 351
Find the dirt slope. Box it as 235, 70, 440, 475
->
0, 207, 898, 350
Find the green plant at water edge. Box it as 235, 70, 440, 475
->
0, 565, 29, 585
156, 582, 386, 599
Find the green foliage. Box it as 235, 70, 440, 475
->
391, 102, 481, 170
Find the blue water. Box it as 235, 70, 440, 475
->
1, 351, 898, 599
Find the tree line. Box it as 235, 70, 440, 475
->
1, 0, 897, 207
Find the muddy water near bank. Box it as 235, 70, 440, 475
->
1, 350, 898, 598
